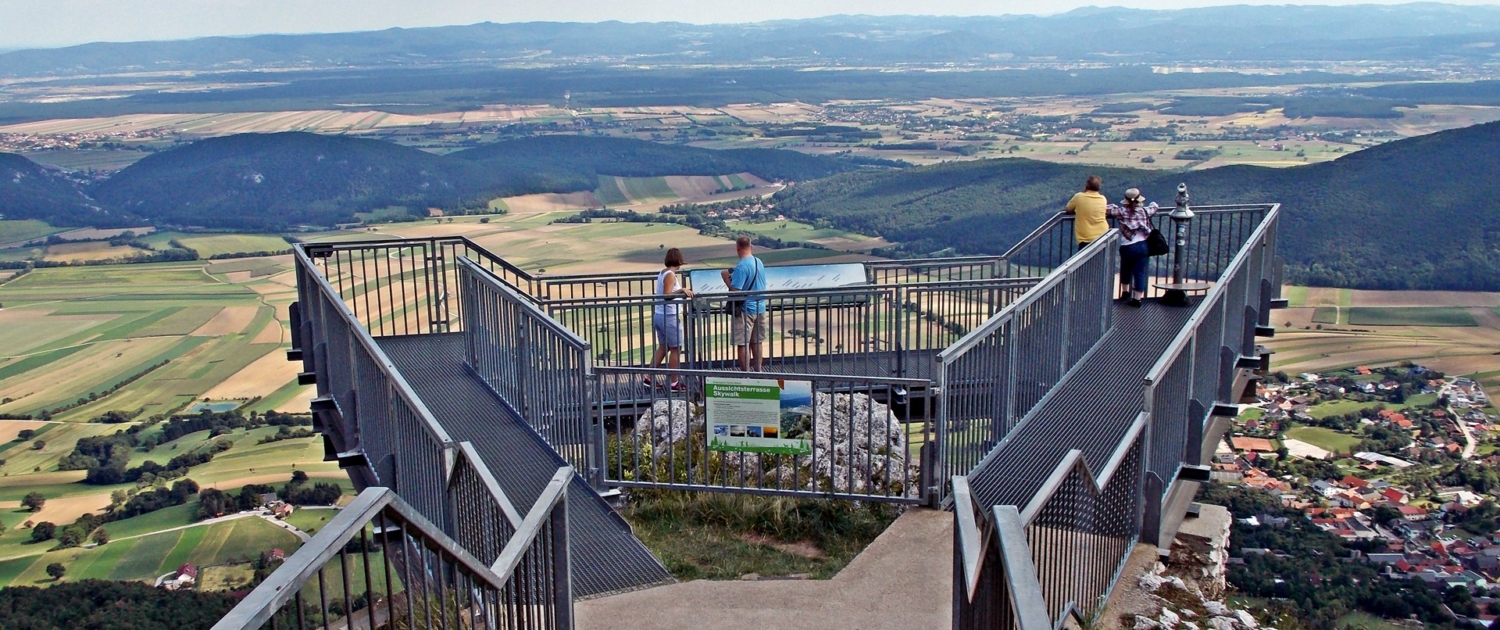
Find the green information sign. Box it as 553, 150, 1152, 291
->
706, 377, 814, 456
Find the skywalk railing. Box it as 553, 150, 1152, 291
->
952, 203, 1280, 630
293, 247, 566, 591
459, 258, 601, 488
213, 468, 574, 630
594, 365, 933, 503
952, 413, 1148, 630
934, 231, 1118, 494
541, 278, 1035, 378
1002, 206, 1272, 299
1141, 205, 1280, 529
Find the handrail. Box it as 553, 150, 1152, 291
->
211, 487, 511, 630
940, 230, 1118, 364
455, 441, 524, 528
1001, 212, 1071, 261
493, 466, 574, 576
538, 276, 1036, 306
459, 257, 592, 353
954, 476, 986, 600
1142, 203, 1280, 386
993, 505, 1054, 630
294, 244, 456, 447
1018, 413, 1147, 525
593, 364, 933, 388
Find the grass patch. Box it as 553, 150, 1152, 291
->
1347, 307, 1477, 327
103, 503, 200, 540
1311, 307, 1339, 324
622, 491, 899, 580
281, 508, 337, 536
1283, 286, 1309, 308
0, 554, 40, 587
109, 529, 181, 581
1285, 425, 1362, 454
1337, 611, 1410, 630
0, 220, 59, 246
1306, 399, 1385, 419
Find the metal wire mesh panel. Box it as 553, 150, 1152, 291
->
215, 477, 574, 630
596, 366, 931, 503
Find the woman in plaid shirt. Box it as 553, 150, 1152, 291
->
1107, 188, 1159, 308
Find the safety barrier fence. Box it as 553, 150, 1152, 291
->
542, 278, 1036, 377
866, 255, 1007, 285
953, 413, 1148, 630
1002, 206, 1273, 299
291, 247, 574, 626
213, 469, 574, 630
594, 366, 933, 503
934, 231, 1119, 493
459, 258, 599, 487
952, 203, 1279, 630
1141, 206, 1280, 504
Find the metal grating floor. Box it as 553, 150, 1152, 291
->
378, 334, 674, 598
966, 300, 1198, 510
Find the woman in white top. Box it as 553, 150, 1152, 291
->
648, 248, 694, 390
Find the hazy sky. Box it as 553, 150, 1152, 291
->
4, 0, 1500, 49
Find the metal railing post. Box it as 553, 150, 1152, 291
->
1162, 183, 1196, 306
551, 482, 574, 629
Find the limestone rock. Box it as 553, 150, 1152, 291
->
1234, 611, 1258, 629
1139, 573, 1166, 592
1209, 617, 1236, 630
1160, 608, 1181, 628
1204, 602, 1229, 617
1136, 616, 1162, 630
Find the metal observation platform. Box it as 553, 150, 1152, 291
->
211, 197, 1283, 630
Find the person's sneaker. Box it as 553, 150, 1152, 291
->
641, 377, 655, 388
1128, 298, 1143, 308
669, 381, 688, 392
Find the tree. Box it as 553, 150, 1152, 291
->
291, 470, 309, 484
29, 522, 55, 543
30, 440, 44, 450
44, 563, 65, 580
91, 528, 109, 546
21, 491, 44, 512
110, 489, 129, 509
15, 428, 34, 440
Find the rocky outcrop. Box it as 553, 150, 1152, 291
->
628, 393, 919, 496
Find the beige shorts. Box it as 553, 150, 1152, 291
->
731, 312, 768, 346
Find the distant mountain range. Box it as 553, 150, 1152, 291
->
3, 5, 1500, 77
4, 134, 860, 231
773, 120, 1500, 291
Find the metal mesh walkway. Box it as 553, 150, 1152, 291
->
379, 333, 674, 598
966, 301, 1197, 509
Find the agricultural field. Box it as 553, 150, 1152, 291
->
1267, 286, 1500, 386
0, 220, 61, 248
0, 261, 309, 420
1284, 425, 1362, 453
0, 515, 301, 588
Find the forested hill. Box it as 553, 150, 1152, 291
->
448, 135, 857, 182
0, 153, 121, 228
77, 134, 858, 231
773, 120, 1500, 291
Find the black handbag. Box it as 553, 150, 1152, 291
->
1146, 229, 1170, 257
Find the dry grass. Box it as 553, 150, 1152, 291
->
497, 191, 600, 214
189, 306, 258, 336
200, 350, 298, 400
12, 493, 112, 530
0, 421, 46, 443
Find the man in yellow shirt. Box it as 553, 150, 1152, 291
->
1065, 175, 1108, 249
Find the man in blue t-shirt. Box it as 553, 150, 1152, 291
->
720, 236, 767, 371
